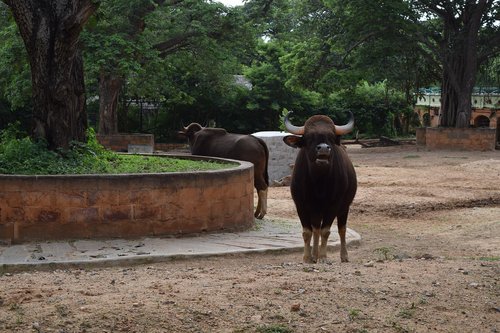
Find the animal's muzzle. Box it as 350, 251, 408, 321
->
315, 143, 331, 164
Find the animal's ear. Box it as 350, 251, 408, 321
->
177, 131, 187, 138
283, 135, 303, 148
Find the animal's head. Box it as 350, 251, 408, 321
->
178, 123, 204, 141
283, 112, 354, 166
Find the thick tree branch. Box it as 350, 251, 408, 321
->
154, 31, 201, 57
341, 31, 379, 64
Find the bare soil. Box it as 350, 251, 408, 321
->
1, 145, 499, 333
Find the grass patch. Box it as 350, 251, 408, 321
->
0, 125, 232, 175
397, 307, 415, 319
373, 246, 394, 260
478, 256, 500, 262
348, 308, 361, 320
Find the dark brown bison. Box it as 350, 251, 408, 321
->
179, 123, 269, 219
283, 112, 357, 263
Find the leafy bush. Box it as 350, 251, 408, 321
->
0, 124, 229, 175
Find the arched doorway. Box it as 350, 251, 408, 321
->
423, 113, 431, 127
474, 115, 490, 128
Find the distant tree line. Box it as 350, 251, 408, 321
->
0, 0, 498, 148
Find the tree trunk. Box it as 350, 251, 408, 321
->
434, 1, 486, 128
4, 0, 97, 149
98, 71, 123, 135
440, 36, 478, 128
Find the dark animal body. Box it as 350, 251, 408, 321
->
283, 113, 357, 263
179, 123, 269, 219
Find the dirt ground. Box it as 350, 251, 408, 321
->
0, 145, 499, 333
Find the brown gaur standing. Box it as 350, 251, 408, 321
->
179, 123, 269, 219
283, 112, 357, 263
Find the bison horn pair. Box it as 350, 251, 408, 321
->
284, 111, 355, 136
181, 122, 204, 133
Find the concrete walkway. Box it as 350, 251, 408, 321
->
0, 219, 361, 272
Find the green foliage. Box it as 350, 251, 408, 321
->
4, 0, 496, 141
348, 308, 361, 320
328, 81, 413, 137
0, 6, 31, 113
0, 125, 228, 175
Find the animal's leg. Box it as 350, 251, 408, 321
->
254, 191, 261, 219
311, 228, 320, 263
318, 226, 331, 262
337, 213, 349, 263
254, 189, 267, 219
302, 228, 314, 263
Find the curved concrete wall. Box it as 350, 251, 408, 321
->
0, 156, 255, 243
252, 131, 298, 184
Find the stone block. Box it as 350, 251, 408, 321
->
66, 207, 99, 224
56, 192, 87, 208
133, 205, 161, 220
128, 144, 154, 154
101, 205, 132, 221
24, 207, 62, 224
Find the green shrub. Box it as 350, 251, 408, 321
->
0, 125, 229, 175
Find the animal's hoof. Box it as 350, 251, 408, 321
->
254, 212, 265, 219
303, 257, 316, 264
341, 257, 349, 263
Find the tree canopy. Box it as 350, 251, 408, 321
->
1, 0, 499, 148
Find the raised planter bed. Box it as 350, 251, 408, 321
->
0, 155, 255, 243
416, 127, 496, 151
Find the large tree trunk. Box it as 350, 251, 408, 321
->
4, 0, 97, 149
98, 71, 123, 135
434, 1, 485, 128
440, 33, 479, 128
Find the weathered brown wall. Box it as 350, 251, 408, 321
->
416, 127, 426, 146
419, 128, 496, 151
0, 157, 254, 243
97, 134, 154, 152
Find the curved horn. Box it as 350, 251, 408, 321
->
284, 111, 305, 135
179, 121, 187, 132
334, 112, 354, 135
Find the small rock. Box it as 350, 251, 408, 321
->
420, 253, 435, 260
32, 322, 41, 332
363, 261, 375, 267
468, 282, 479, 288
291, 303, 301, 312
250, 314, 262, 322
394, 253, 411, 260
354, 270, 362, 276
